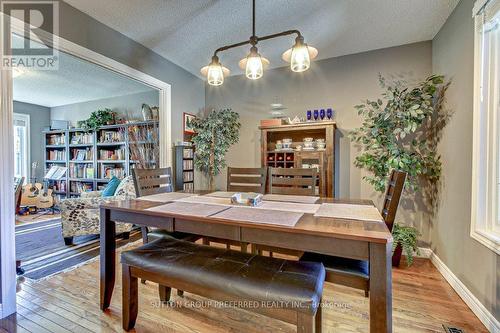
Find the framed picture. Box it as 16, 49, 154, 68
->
183, 113, 196, 134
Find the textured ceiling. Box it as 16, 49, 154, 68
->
65, 0, 459, 77
12, 35, 155, 107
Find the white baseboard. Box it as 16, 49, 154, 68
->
417, 247, 499, 332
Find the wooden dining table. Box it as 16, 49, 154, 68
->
99, 193, 393, 332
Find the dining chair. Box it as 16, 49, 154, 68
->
251, 167, 317, 256
202, 167, 268, 252
268, 167, 317, 196
132, 168, 201, 244
300, 169, 407, 297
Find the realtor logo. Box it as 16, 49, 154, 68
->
1, 0, 59, 70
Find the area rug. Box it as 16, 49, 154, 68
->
16, 219, 141, 280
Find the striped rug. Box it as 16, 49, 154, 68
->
16, 219, 141, 280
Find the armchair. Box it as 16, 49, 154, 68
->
60, 175, 136, 245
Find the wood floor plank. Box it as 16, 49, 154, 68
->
13, 242, 488, 333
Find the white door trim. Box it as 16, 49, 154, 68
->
0, 16, 173, 319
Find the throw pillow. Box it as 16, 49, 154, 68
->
101, 176, 121, 197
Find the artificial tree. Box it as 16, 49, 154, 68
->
190, 108, 241, 190
351, 74, 451, 266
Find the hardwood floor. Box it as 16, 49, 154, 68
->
1, 242, 488, 333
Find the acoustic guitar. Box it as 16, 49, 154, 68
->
36, 180, 54, 209
21, 162, 42, 207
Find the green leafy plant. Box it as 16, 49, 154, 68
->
350, 74, 450, 192
190, 108, 241, 190
78, 108, 115, 130
392, 223, 421, 266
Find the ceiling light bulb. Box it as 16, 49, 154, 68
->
282, 36, 318, 73
200, 56, 229, 86
245, 46, 264, 80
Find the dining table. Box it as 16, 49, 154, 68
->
99, 191, 393, 332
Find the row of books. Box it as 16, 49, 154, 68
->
99, 148, 125, 160
50, 180, 66, 192
69, 164, 94, 179
71, 148, 93, 161
183, 182, 194, 191
128, 125, 157, 142
47, 150, 65, 160
183, 170, 194, 182
183, 159, 193, 170
99, 130, 125, 143
47, 134, 65, 145
101, 166, 125, 179
71, 132, 93, 144
183, 148, 194, 159
70, 181, 94, 193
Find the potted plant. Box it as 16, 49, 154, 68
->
77, 108, 116, 130
190, 108, 241, 191
391, 223, 421, 267
350, 74, 451, 266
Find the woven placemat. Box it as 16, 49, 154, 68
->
137, 192, 198, 202
146, 201, 228, 217
263, 194, 319, 204
176, 195, 232, 206
204, 191, 237, 198
258, 201, 320, 214
314, 203, 382, 222
212, 207, 303, 227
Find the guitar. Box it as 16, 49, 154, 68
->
36, 180, 54, 209
20, 162, 42, 207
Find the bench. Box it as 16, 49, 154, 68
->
121, 236, 325, 332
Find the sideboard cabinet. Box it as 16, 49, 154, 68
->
259, 121, 336, 197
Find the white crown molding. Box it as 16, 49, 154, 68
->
418, 247, 499, 332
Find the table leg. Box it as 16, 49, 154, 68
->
369, 242, 392, 332
100, 207, 116, 310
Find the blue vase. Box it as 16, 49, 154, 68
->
313, 109, 319, 121
326, 108, 333, 120
320, 109, 325, 120
306, 110, 312, 121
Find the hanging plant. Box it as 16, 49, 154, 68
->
190, 108, 241, 190
350, 74, 451, 192
77, 108, 116, 130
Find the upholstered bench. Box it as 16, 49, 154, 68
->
121, 236, 325, 332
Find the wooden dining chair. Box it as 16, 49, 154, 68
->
268, 167, 317, 196
251, 167, 317, 256
202, 167, 268, 252
300, 169, 407, 297
132, 168, 201, 244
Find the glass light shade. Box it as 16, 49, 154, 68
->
290, 44, 310, 72
207, 63, 224, 86
245, 53, 263, 80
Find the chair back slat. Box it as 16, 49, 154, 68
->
132, 168, 173, 197
227, 167, 267, 194
268, 167, 317, 196
381, 170, 407, 231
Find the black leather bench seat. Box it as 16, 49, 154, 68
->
121, 236, 325, 314
300, 252, 369, 280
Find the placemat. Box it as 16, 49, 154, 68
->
204, 191, 237, 198
146, 201, 228, 217
176, 195, 232, 206
263, 194, 319, 204
314, 203, 383, 222
137, 192, 198, 202
212, 207, 303, 227
258, 201, 320, 214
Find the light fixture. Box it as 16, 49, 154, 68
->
282, 36, 318, 72
201, 0, 318, 86
200, 55, 230, 86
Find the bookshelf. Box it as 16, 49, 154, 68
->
174, 145, 194, 191
43, 120, 159, 198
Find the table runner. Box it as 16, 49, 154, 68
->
262, 194, 319, 204
137, 192, 198, 202
211, 207, 303, 227
146, 201, 228, 217
314, 203, 383, 222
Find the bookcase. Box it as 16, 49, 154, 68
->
174, 145, 194, 191
43, 120, 159, 198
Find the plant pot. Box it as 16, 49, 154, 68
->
392, 243, 403, 267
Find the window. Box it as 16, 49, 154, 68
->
471, 0, 500, 254
13, 113, 30, 183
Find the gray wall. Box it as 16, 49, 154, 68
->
57, 0, 205, 145
13, 101, 50, 181
432, 0, 499, 321
205, 41, 433, 244
50, 90, 159, 126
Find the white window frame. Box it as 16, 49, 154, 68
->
471, 0, 500, 254
13, 112, 30, 182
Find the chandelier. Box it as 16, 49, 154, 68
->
201, 0, 318, 86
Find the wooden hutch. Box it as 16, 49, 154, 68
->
260, 121, 336, 197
